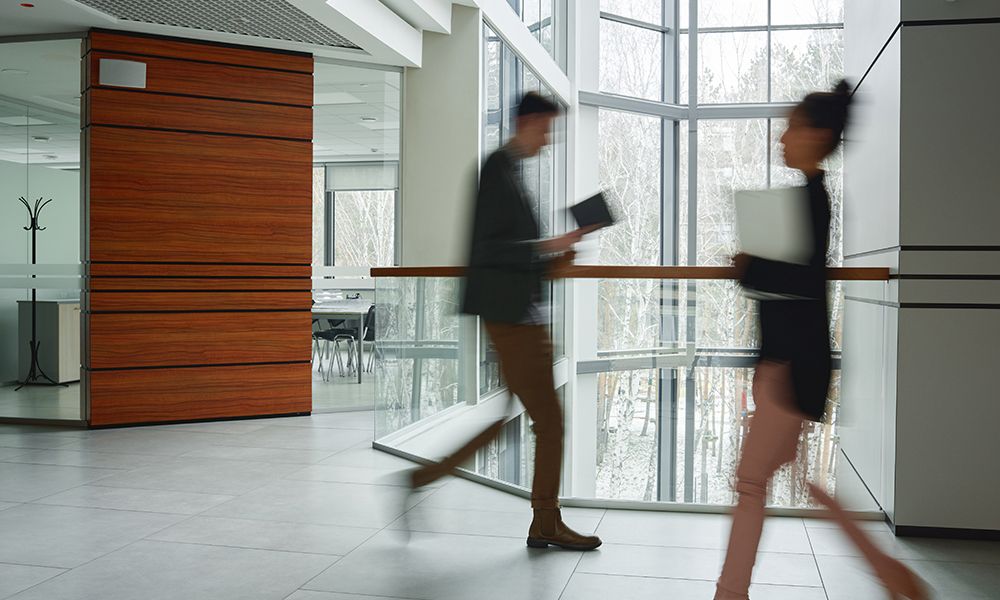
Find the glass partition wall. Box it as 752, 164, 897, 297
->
0, 39, 84, 423
311, 61, 401, 412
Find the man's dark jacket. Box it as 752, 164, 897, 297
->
461, 148, 548, 324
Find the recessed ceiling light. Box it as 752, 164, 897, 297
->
370, 148, 378, 153
43, 155, 58, 160
32, 136, 50, 142
360, 117, 377, 122
0, 69, 29, 76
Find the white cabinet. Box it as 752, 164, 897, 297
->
17, 300, 81, 384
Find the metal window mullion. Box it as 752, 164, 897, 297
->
578, 91, 689, 120
684, 0, 698, 506
767, 0, 773, 103
599, 11, 671, 33
678, 22, 843, 34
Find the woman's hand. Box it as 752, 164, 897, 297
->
732, 253, 752, 277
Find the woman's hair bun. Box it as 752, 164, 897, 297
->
800, 79, 853, 152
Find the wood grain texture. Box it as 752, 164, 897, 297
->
88, 312, 311, 369
87, 88, 312, 140
88, 278, 310, 291
88, 30, 314, 73
89, 264, 311, 277
88, 291, 310, 312
88, 363, 311, 426
89, 51, 313, 106
88, 127, 311, 264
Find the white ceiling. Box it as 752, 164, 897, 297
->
0, 40, 400, 170
0, 39, 82, 170
313, 61, 401, 163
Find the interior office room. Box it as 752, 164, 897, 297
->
0, 1, 997, 599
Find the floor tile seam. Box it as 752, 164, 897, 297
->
268, 424, 376, 432
0, 461, 123, 475
0, 560, 69, 572
197, 442, 364, 453
297, 580, 423, 600
572, 570, 826, 588
1, 446, 174, 461
47, 481, 241, 500
10, 473, 122, 504
581, 539, 816, 555
279, 476, 441, 490
156, 513, 384, 533
0, 458, 133, 471
29, 498, 225, 517
383, 525, 525, 539
137, 537, 348, 559
558, 553, 588, 599
175, 450, 342, 465
0, 565, 68, 600
804, 516, 833, 599
294, 553, 350, 595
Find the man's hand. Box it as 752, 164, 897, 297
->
539, 225, 600, 254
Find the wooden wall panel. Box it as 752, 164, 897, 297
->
88, 30, 313, 73
88, 364, 312, 427
88, 127, 311, 264
89, 51, 313, 106
88, 278, 309, 291
88, 312, 310, 369
88, 264, 312, 278
84, 30, 314, 427
88, 88, 312, 140
88, 291, 310, 312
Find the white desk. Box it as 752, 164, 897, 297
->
312, 300, 372, 384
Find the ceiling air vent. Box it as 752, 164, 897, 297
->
77, 0, 359, 49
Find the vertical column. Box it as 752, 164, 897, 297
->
843, 3, 1000, 535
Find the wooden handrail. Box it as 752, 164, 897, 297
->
370, 265, 891, 281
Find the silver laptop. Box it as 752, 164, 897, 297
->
734, 188, 812, 265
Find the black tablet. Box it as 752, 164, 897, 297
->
570, 192, 615, 230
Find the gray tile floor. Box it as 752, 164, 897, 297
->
0, 411, 998, 599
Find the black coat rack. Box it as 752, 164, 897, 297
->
15, 196, 63, 390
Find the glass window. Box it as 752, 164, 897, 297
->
698, 31, 769, 104
601, 0, 662, 25
320, 162, 399, 267
596, 368, 659, 500
696, 119, 768, 265
600, 18, 663, 101
771, 0, 844, 25
699, 0, 767, 28
771, 28, 844, 103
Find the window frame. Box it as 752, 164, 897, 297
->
587, 0, 845, 504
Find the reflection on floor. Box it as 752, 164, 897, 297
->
0, 411, 997, 599
0, 383, 81, 422
0, 358, 373, 422
311, 360, 374, 413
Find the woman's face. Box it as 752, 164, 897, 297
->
779, 109, 832, 171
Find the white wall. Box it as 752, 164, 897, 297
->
899, 23, 1000, 246
399, 4, 481, 267
0, 160, 80, 383
842, 11, 1000, 533
844, 0, 899, 82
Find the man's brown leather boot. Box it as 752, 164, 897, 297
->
526, 508, 602, 551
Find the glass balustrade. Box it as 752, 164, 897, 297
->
372, 268, 887, 511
